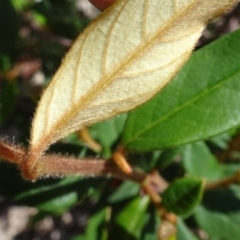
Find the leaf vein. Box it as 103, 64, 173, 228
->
119, 51, 190, 79
40, 1, 200, 143
102, 0, 129, 76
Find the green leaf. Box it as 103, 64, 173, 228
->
208, 132, 231, 150
195, 188, 240, 239
35, 191, 78, 215
177, 218, 199, 240
182, 142, 223, 181
110, 196, 150, 240
68, 209, 109, 240
90, 113, 127, 157
122, 29, 240, 151
107, 181, 140, 204
195, 202, 240, 240
162, 177, 204, 216
31, 11, 47, 26
12, 0, 29, 11
182, 142, 240, 181
85, 209, 108, 240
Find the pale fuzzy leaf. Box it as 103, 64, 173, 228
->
30, 0, 238, 161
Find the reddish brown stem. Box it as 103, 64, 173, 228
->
0, 140, 25, 164
205, 170, 240, 190
38, 154, 146, 182
0, 139, 146, 182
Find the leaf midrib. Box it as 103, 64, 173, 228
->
73, 1, 196, 110
50, 1, 196, 136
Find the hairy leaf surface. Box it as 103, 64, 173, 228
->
29, 0, 238, 165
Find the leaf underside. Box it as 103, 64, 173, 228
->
29, 0, 238, 164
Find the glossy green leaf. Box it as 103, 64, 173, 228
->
182, 142, 223, 181
162, 177, 204, 216
122, 29, 240, 151
110, 196, 150, 240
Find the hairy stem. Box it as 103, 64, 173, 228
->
38, 154, 146, 182
0, 139, 146, 182
0, 140, 25, 164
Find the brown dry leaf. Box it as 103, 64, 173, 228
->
29, 0, 238, 164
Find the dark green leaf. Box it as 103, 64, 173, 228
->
85, 209, 108, 240
162, 177, 204, 216
122, 29, 240, 151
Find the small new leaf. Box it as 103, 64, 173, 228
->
29, 0, 238, 174
162, 177, 204, 216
